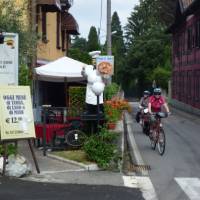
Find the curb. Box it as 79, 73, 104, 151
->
47, 154, 100, 171
124, 111, 148, 176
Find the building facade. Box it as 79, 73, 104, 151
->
30, 0, 80, 107
34, 0, 79, 65
168, 0, 200, 110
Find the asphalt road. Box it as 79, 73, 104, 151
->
0, 176, 144, 200
131, 102, 200, 200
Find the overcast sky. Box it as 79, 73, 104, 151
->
70, 0, 139, 43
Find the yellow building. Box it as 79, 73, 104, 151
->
10, 0, 78, 64
34, 0, 79, 65
31, 0, 80, 108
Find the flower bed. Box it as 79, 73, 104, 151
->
104, 99, 132, 126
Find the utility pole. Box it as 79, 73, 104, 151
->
107, 0, 111, 55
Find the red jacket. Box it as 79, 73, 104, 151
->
149, 95, 165, 112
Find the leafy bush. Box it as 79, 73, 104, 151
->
83, 127, 119, 169
104, 83, 120, 100
0, 143, 18, 156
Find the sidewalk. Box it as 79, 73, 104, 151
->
17, 120, 125, 185
16, 118, 153, 200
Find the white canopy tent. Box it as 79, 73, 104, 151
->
35, 56, 93, 82
33, 57, 93, 122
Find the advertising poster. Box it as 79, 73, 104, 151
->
96, 56, 114, 76
0, 33, 18, 85
0, 86, 35, 140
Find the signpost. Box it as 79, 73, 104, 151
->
0, 86, 40, 175
96, 55, 114, 76
0, 32, 18, 86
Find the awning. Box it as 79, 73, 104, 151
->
61, 12, 79, 35
37, 0, 61, 12
35, 56, 93, 82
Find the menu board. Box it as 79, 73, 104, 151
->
0, 86, 35, 140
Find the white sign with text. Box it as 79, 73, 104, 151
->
0, 33, 18, 85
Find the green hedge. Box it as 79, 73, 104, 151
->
104, 83, 120, 100
68, 87, 86, 116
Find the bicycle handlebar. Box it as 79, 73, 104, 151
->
150, 112, 170, 118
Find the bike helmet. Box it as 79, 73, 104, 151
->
153, 88, 161, 95
143, 90, 150, 96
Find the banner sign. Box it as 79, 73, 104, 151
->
0, 86, 35, 140
0, 33, 19, 85
96, 56, 114, 75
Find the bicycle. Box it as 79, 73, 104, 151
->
149, 112, 168, 155
53, 120, 86, 148
140, 107, 150, 135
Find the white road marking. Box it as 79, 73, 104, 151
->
123, 176, 158, 200
175, 177, 200, 200
123, 176, 138, 188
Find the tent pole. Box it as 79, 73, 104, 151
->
64, 77, 68, 107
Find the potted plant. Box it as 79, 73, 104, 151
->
104, 102, 121, 129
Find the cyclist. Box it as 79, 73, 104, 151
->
148, 88, 170, 114
148, 87, 170, 144
148, 87, 170, 136
136, 90, 150, 123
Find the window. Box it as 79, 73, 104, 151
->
187, 28, 192, 50
195, 20, 200, 48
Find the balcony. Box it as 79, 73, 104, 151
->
37, 0, 61, 12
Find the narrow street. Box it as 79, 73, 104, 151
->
131, 102, 200, 200
0, 176, 144, 200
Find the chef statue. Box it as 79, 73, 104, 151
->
81, 51, 106, 115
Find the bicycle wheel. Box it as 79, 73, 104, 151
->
157, 128, 165, 155
150, 130, 157, 150
143, 122, 150, 136
65, 129, 86, 147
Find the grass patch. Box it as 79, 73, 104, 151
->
51, 150, 94, 165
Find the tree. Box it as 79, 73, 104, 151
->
69, 36, 91, 64
87, 26, 101, 51
19, 64, 31, 86
68, 48, 92, 64
122, 0, 172, 96
157, 0, 176, 26
0, 0, 37, 85
71, 36, 88, 51
111, 12, 126, 83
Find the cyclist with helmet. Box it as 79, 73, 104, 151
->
148, 88, 170, 139
148, 88, 170, 115
136, 90, 150, 123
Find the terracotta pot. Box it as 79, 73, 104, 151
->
107, 122, 116, 130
